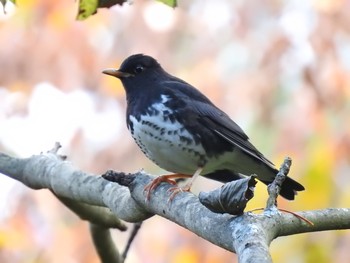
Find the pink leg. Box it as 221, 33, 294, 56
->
144, 173, 192, 200
167, 167, 203, 201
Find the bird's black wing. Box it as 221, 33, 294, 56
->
193, 101, 276, 168
163, 80, 275, 169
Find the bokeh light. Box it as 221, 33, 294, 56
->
0, 0, 349, 262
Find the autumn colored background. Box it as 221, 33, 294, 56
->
0, 0, 350, 262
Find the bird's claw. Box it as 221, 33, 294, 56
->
144, 176, 177, 201
166, 185, 191, 203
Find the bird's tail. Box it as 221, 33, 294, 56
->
203, 170, 304, 200
260, 176, 305, 200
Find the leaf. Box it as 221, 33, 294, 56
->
77, 0, 98, 20
157, 0, 177, 8
77, 0, 127, 20
198, 175, 257, 215
98, 0, 127, 8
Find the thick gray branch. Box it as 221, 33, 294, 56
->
1, 151, 350, 262
0, 152, 151, 222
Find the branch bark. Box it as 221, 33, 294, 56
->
0, 150, 349, 262
90, 223, 123, 263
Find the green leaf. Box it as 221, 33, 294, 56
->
157, 0, 177, 8
77, 0, 98, 20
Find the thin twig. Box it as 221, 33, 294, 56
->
250, 207, 314, 226
278, 208, 314, 226
122, 222, 143, 262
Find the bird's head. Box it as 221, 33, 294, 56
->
102, 54, 162, 85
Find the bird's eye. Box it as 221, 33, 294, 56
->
134, 65, 145, 74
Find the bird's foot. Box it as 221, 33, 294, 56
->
144, 174, 191, 201
167, 184, 192, 202
165, 167, 203, 202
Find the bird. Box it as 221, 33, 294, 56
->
102, 54, 304, 201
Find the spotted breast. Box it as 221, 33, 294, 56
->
127, 95, 207, 174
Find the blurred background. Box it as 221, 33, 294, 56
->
0, 0, 350, 262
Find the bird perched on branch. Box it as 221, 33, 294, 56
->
102, 54, 304, 200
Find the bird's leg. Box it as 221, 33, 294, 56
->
144, 173, 192, 201
167, 167, 203, 201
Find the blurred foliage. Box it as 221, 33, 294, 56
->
77, 0, 177, 20
0, 0, 349, 263
78, 0, 131, 20
157, 0, 177, 8
77, 0, 98, 20
1, 0, 177, 20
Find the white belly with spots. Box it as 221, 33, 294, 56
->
129, 114, 207, 174
128, 96, 207, 174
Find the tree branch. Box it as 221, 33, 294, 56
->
266, 157, 291, 209
56, 194, 127, 230
1, 150, 350, 262
0, 152, 151, 222
122, 222, 143, 262
89, 223, 123, 263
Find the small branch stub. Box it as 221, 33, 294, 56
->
47, 142, 67, 160
102, 170, 136, 187
266, 157, 292, 210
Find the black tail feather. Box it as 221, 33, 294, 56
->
203, 169, 304, 201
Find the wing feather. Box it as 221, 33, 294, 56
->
163, 80, 275, 169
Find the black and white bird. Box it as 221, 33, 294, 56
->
102, 54, 304, 200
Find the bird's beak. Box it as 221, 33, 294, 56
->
102, 68, 134, 79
